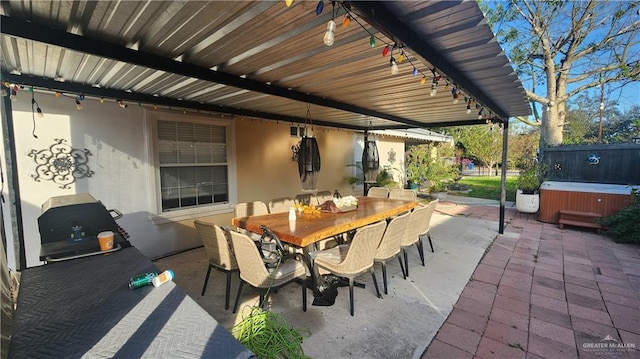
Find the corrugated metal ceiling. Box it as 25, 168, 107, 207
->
0, 0, 531, 131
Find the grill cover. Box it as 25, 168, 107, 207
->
38, 193, 130, 261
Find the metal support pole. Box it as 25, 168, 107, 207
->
1, 92, 26, 269
499, 119, 509, 234
363, 130, 368, 196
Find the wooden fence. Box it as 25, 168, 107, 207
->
541, 144, 640, 185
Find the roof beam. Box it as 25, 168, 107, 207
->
0, 15, 425, 128
350, 1, 509, 119
2, 73, 366, 131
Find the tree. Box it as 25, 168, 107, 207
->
455, 125, 504, 176
482, 1, 640, 148
508, 129, 539, 169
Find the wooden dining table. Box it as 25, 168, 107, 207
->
232, 196, 418, 300
231, 196, 418, 249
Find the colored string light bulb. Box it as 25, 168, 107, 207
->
397, 53, 404, 63
315, 1, 324, 15
420, 77, 426, 85
390, 57, 399, 75
452, 88, 459, 104
285, 0, 293, 7
10, 86, 18, 101
382, 45, 389, 56
342, 14, 350, 27
55, 92, 61, 98
369, 35, 375, 48
323, 20, 336, 46
413, 68, 419, 77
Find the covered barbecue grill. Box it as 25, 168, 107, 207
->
38, 193, 131, 262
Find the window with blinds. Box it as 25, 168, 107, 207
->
157, 120, 229, 211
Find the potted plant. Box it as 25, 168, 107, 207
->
405, 145, 431, 189
516, 159, 542, 213
345, 165, 399, 188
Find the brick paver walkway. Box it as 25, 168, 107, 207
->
422, 202, 640, 359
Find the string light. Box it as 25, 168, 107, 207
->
390, 57, 399, 75
117, 99, 128, 109
342, 14, 350, 27
10, 86, 18, 101
452, 88, 459, 104
315, 1, 324, 15
336, 4, 477, 106
323, 20, 336, 46
285, 0, 293, 7
466, 99, 472, 114
478, 108, 484, 120
75, 95, 84, 110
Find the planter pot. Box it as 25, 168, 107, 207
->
409, 183, 419, 190
516, 189, 539, 213
430, 192, 448, 200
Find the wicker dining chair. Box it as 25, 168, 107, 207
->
234, 201, 269, 217
374, 211, 411, 294
228, 229, 308, 314
418, 199, 439, 253
389, 188, 417, 201
400, 204, 430, 278
234, 201, 269, 240
294, 193, 314, 206
268, 197, 294, 214
311, 220, 387, 316
315, 190, 334, 205
194, 220, 239, 310
367, 187, 390, 198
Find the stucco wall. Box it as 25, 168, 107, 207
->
2, 92, 368, 268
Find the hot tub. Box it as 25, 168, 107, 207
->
539, 181, 637, 223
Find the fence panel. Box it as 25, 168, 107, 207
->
542, 144, 640, 185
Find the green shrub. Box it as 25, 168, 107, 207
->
600, 188, 640, 244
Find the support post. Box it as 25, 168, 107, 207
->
499, 119, 509, 234
363, 130, 368, 196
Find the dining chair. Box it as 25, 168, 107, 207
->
400, 204, 430, 278
294, 193, 314, 206
268, 197, 294, 214
234, 201, 269, 217
194, 220, 239, 310
367, 187, 390, 198
389, 188, 417, 201
314, 190, 334, 206
228, 229, 308, 314
418, 200, 439, 253
374, 211, 411, 294
234, 201, 269, 240
311, 220, 387, 316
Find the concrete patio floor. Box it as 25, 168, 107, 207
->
154, 196, 640, 359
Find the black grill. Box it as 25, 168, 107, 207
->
38, 193, 130, 262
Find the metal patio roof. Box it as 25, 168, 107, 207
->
0, 1, 531, 131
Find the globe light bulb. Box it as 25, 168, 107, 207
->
323, 20, 336, 46
36, 107, 44, 118
76, 99, 83, 110
390, 57, 399, 75
10, 88, 17, 101
466, 105, 472, 114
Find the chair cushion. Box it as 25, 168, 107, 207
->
266, 260, 307, 287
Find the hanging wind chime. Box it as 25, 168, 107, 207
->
297, 104, 321, 192
362, 121, 379, 184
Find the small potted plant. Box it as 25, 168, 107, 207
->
516, 160, 542, 213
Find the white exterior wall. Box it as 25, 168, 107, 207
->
1, 91, 407, 270
4, 93, 193, 268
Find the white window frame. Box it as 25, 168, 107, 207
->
143, 110, 237, 224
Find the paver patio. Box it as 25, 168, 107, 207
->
422, 200, 640, 359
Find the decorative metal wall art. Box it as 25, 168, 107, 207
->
28, 138, 94, 189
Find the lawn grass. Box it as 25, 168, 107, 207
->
455, 176, 518, 202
